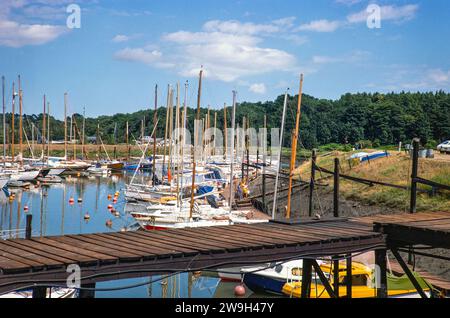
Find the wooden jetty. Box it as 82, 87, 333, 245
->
0, 211, 449, 298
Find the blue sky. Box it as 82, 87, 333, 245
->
1, 0, 449, 118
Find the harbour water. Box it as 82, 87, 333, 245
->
0, 172, 262, 298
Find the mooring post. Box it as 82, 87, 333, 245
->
262, 172, 266, 209
375, 249, 388, 298
308, 149, 317, 217
32, 286, 47, 298
301, 259, 313, 298
79, 283, 96, 298
333, 256, 340, 298
410, 138, 420, 214
25, 214, 32, 239
346, 254, 352, 298
333, 158, 340, 217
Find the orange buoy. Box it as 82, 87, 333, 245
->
24, 205, 29, 211
234, 284, 246, 297
107, 204, 113, 210
69, 197, 75, 203
107, 194, 112, 200
113, 198, 118, 204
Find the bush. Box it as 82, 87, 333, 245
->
373, 139, 381, 148
425, 139, 438, 149
357, 140, 372, 149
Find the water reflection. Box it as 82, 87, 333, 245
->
0, 172, 260, 298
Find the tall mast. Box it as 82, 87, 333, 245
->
180, 81, 188, 205
11, 82, 16, 162
72, 115, 76, 159
271, 89, 289, 220
286, 74, 304, 218
175, 82, 180, 206
47, 102, 50, 160
18, 75, 23, 164
64, 93, 67, 159
229, 91, 237, 213
223, 103, 227, 159
214, 111, 217, 156
2, 76, 5, 166
189, 68, 203, 220
82, 107, 86, 160
42, 95, 46, 160
126, 120, 129, 161
163, 85, 170, 180
152, 84, 158, 186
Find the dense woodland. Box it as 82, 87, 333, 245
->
2, 91, 449, 149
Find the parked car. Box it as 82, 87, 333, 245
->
437, 140, 450, 154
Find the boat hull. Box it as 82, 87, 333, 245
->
243, 273, 286, 295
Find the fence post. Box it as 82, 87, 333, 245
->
410, 138, 420, 214
308, 149, 317, 217
333, 158, 340, 217
26, 214, 32, 239
375, 248, 388, 298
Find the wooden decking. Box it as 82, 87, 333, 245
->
0, 211, 449, 295
0, 219, 383, 294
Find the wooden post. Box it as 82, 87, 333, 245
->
301, 259, 312, 298
333, 158, 340, 217
375, 249, 387, 298
333, 257, 340, 298
32, 287, 47, 298
346, 254, 352, 298
25, 214, 32, 239
410, 138, 420, 214
308, 149, 317, 217
79, 283, 96, 298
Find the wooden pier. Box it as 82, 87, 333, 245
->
0, 211, 449, 297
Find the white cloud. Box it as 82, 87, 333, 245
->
347, 4, 419, 24
0, 19, 66, 47
116, 19, 298, 82
112, 34, 130, 43
427, 69, 450, 83
203, 20, 281, 35
249, 83, 267, 94
0, 0, 70, 47
296, 19, 341, 32
312, 50, 371, 64
114, 48, 165, 65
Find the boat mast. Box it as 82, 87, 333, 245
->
47, 102, 50, 160
271, 89, 289, 220
152, 84, 158, 186
64, 93, 67, 159
2, 76, 5, 167
180, 81, 188, 207
168, 87, 174, 183
18, 75, 23, 165
286, 74, 304, 218
163, 85, 170, 181
72, 114, 76, 160
82, 107, 86, 160
189, 68, 203, 220
229, 90, 237, 213
175, 82, 180, 206
11, 82, 15, 163
42, 95, 46, 161
223, 103, 227, 160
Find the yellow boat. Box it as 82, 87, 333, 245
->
282, 261, 431, 298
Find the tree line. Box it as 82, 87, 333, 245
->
1, 91, 449, 149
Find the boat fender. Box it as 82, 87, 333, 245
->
234, 284, 246, 297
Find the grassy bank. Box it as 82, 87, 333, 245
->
294, 149, 450, 212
